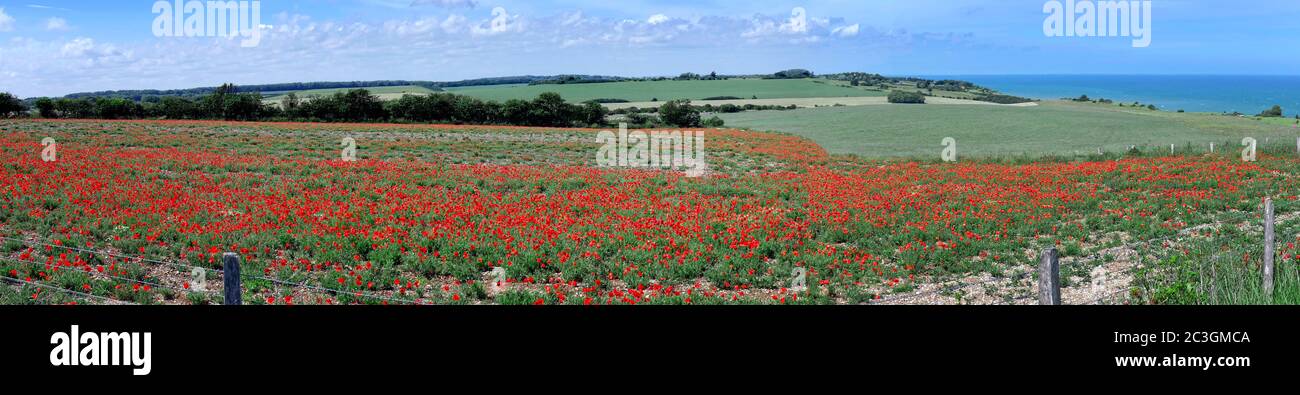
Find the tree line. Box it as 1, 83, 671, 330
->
3, 86, 731, 128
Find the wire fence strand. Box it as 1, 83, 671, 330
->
2, 235, 428, 305
0, 275, 138, 305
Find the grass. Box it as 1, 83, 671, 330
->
446, 78, 885, 103
719, 100, 1300, 159
263, 85, 440, 102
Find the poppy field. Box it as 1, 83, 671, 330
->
2, 118, 1298, 305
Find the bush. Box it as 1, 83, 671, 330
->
701, 96, 743, 101
772, 69, 814, 79
702, 116, 725, 128
887, 90, 926, 104
974, 94, 1033, 104
1260, 105, 1284, 117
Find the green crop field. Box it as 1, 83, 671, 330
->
447, 78, 885, 103
264, 85, 440, 101
719, 101, 1300, 159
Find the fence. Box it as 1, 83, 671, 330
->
0, 235, 427, 306
1033, 197, 1280, 305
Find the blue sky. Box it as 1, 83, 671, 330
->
1, 0, 1298, 97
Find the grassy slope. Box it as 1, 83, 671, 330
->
720, 101, 1300, 159
447, 78, 885, 103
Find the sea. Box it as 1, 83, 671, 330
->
925, 75, 1300, 117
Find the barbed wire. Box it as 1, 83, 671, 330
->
0, 255, 219, 297
0, 274, 138, 305
2, 235, 428, 305
1, 235, 222, 274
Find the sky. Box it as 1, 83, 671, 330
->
0, 0, 1298, 97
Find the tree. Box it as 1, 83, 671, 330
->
157, 96, 196, 119
1260, 105, 1283, 117
34, 98, 57, 118
659, 100, 701, 127
202, 83, 237, 119
529, 92, 576, 127
95, 98, 142, 119
281, 93, 301, 114
340, 89, 386, 121
0, 92, 26, 118
225, 93, 267, 121
580, 101, 607, 126
55, 98, 95, 118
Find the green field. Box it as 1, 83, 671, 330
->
264, 85, 439, 101
447, 78, 885, 103
719, 101, 1300, 159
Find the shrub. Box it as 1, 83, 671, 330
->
1259, 105, 1283, 118
702, 116, 725, 128
974, 94, 1033, 104
887, 90, 926, 104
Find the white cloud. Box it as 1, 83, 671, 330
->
441, 14, 467, 33
647, 14, 669, 25
832, 24, 859, 38
410, 0, 477, 8
45, 17, 69, 31
27, 4, 71, 11
0, 7, 923, 98
0, 7, 15, 32
60, 37, 94, 56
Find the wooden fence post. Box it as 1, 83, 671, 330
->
1039, 248, 1061, 305
223, 252, 242, 305
1264, 198, 1275, 298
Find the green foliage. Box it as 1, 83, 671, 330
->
975, 94, 1034, 104
0, 92, 27, 118
771, 69, 814, 79
886, 90, 926, 104
33, 98, 56, 118
658, 100, 702, 127
1259, 105, 1284, 117
702, 116, 725, 128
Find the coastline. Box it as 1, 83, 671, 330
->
920, 75, 1300, 117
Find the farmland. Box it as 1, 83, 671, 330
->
720, 101, 1300, 159
1, 117, 1298, 305
446, 78, 884, 103
263, 85, 441, 102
